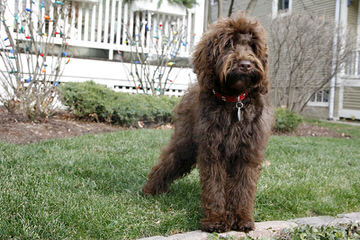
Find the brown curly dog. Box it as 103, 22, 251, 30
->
143, 13, 273, 233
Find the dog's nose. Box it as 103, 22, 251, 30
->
239, 60, 252, 72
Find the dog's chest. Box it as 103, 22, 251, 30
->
214, 104, 258, 143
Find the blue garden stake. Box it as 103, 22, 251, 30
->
54, 82, 59, 87
4, 37, 8, 41
25, 8, 32, 13
135, 60, 140, 64
10, 49, 14, 53
62, 51, 67, 57
26, 77, 31, 83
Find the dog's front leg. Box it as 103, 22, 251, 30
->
197, 143, 230, 233
226, 163, 261, 232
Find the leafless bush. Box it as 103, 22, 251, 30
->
0, 0, 70, 120
119, 17, 189, 95
269, 12, 353, 112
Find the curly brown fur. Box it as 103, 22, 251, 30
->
143, 12, 273, 233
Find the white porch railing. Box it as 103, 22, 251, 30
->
3, 0, 203, 60
0, 0, 204, 97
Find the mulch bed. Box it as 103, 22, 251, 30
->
0, 111, 122, 144
273, 122, 351, 139
0, 111, 351, 144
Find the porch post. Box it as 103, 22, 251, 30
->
272, 0, 278, 19
193, 0, 205, 44
357, 0, 360, 75
357, 0, 360, 49
329, 0, 347, 120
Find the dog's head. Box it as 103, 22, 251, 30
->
193, 13, 269, 95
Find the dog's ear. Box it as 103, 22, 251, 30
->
193, 36, 217, 89
258, 49, 269, 95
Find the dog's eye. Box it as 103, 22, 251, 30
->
225, 41, 232, 49
251, 43, 257, 52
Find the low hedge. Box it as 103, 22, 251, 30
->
60, 82, 303, 132
274, 107, 303, 132
59, 81, 180, 126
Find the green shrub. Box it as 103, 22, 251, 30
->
59, 81, 180, 126
277, 224, 360, 240
274, 107, 303, 132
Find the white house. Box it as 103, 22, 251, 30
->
0, 0, 205, 97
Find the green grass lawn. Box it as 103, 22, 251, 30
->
0, 122, 359, 239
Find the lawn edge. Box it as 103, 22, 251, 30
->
138, 212, 360, 240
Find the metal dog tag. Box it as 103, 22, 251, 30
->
236, 101, 244, 121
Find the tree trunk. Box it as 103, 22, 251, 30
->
246, 0, 258, 15
218, 0, 224, 18
228, 0, 235, 17
204, 0, 210, 30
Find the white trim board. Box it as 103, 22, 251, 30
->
339, 109, 360, 119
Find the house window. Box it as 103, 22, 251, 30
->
308, 90, 329, 106
278, 0, 290, 11
273, 0, 292, 18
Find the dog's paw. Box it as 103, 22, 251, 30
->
142, 183, 169, 196
232, 220, 255, 233
200, 218, 229, 233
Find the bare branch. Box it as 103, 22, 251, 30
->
246, 0, 257, 15
120, 17, 187, 96
269, 11, 353, 112
227, 0, 235, 17
218, 0, 223, 18
0, 0, 69, 119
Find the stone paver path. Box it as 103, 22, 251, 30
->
139, 212, 360, 240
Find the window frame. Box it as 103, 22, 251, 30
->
272, 0, 292, 19
308, 90, 330, 107
210, 0, 218, 6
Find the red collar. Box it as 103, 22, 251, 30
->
212, 90, 248, 103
